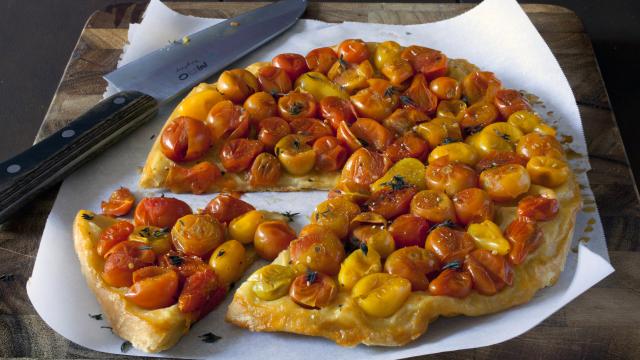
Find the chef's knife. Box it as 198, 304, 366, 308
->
0, 0, 307, 224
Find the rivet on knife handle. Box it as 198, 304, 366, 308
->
0, 91, 158, 223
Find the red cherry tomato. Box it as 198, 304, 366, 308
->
289, 271, 337, 308
320, 96, 357, 130
505, 217, 543, 265
289, 118, 334, 144
166, 161, 221, 194
517, 195, 559, 221
97, 221, 134, 257
178, 267, 227, 319
203, 193, 255, 224
206, 100, 250, 142
365, 186, 417, 219
452, 188, 495, 225
339, 148, 392, 194
306, 47, 338, 74
428, 269, 472, 298
125, 266, 179, 309
258, 116, 291, 150
160, 117, 211, 162
278, 91, 318, 121
101, 187, 135, 217
272, 53, 309, 81
219, 139, 264, 173
388, 214, 430, 248
336, 121, 363, 152
425, 226, 476, 264
134, 197, 192, 228
384, 133, 429, 163
257, 65, 292, 95
102, 241, 156, 287
337, 39, 370, 64
313, 136, 348, 172
402, 73, 438, 115
250, 153, 282, 187
494, 89, 531, 119
400, 46, 448, 80
350, 118, 394, 151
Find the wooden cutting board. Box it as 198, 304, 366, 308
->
1, 2, 639, 359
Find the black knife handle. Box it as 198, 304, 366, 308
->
0, 91, 158, 223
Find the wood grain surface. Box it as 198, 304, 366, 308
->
1, 2, 638, 359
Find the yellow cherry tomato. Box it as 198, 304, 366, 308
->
171, 214, 224, 258
370, 158, 427, 193
507, 110, 542, 134
208, 240, 247, 285
327, 59, 374, 94
384, 246, 440, 291
248, 264, 296, 301
274, 134, 316, 175
311, 197, 361, 240
228, 210, 288, 245
436, 99, 467, 119
338, 247, 382, 290
466, 220, 511, 255
428, 142, 479, 166
415, 117, 462, 148
466, 122, 523, 158
373, 41, 414, 85
294, 71, 349, 100
479, 164, 531, 202
526, 156, 570, 188
351, 273, 412, 318
351, 225, 396, 259
174, 84, 225, 121
533, 122, 557, 136
128, 226, 172, 256
516, 132, 565, 160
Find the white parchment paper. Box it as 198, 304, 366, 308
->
27, 0, 614, 358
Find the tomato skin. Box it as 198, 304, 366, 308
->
125, 266, 179, 309
102, 241, 156, 287
254, 220, 296, 261
320, 96, 357, 130
464, 255, 498, 295
166, 161, 221, 194
289, 118, 333, 143
365, 186, 417, 220
340, 148, 392, 195
313, 136, 348, 172
384, 246, 439, 291
517, 195, 559, 221
505, 217, 543, 265
160, 116, 212, 163
383, 108, 429, 136
272, 53, 309, 81
217, 69, 259, 103
97, 221, 135, 257
350, 118, 394, 151
257, 65, 292, 95
469, 248, 514, 286
171, 214, 225, 258
219, 139, 264, 173
278, 91, 318, 121
206, 100, 250, 143
337, 39, 370, 64
350, 79, 400, 121
452, 188, 495, 225
384, 133, 430, 163
410, 190, 456, 224
289, 272, 338, 308
425, 226, 476, 264
290, 230, 345, 276
306, 47, 338, 74
250, 153, 282, 187
403, 73, 438, 115
429, 269, 472, 298
134, 197, 192, 229
204, 194, 255, 224
178, 267, 227, 319
243, 91, 277, 123
475, 151, 528, 172
101, 187, 135, 217
429, 77, 461, 100
400, 46, 448, 80
258, 116, 291, 150
389, 214, 430, 248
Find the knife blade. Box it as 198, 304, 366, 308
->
0, 0, 307, 224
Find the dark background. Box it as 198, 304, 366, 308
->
1, 0, 638, 186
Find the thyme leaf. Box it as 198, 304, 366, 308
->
281, 211, 299, 223
168, 255, 184, 266
88, 313, 103, 320
441, 261, 462, 271
382, 175, 408, 191
199, 332, 222, 343
121, 341, 132, 353
289, 102, 304, 116
305, 270, 318, 285
81, 213, 94, 220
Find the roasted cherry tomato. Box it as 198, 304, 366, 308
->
289, 118, 333, 143
479, 164, 531, 202
410, 190, 456, 223
161, 116, 212, 162
339, 148, 392, 195
462, 71, 502, 104
505, 217, 543, 265
243, 91, 277, 122
294, 71, 349, 101
254, 220, 296, 261
272, 53, 309, 81
217, 68, 259, 103
475, 151, 528, 172
385, 246, 440, 291
125, 266, 179, 309
429, 76, 461, 100
313, 136, 348, 172
129, 225, 172, 256
389, 214, 430, 248
101, 187, 135, 217
102, 241, 156, 287
134, 197, 192, 228
219, 138, 264, 173
384, 133, 429, 163
351, 226, 395, 259
257, 116, 291, 150
365, 186, 417, 220
278, 91, 318, 121
425, 162, 478, 197
248, 264, 296, 300
289, 271, 337, 308
452, 188, 495, 225
415, 116, 462, 148
228, 210, 288, 245
467, 220, 511, 255
526, 156, 570, 188
166, 161, 221, 194
425, 226, 476, 264
320, 96, 357, 130
469, 248, 514, 286
374, 40, 414, 85
466, 122, 523, 158
517, 195, 559, 221
159, 251, 209, 279
371, 157, 427, 192
209, 240, 247, 285
516, 132, 564, 160
204, 193, 255, 224
460, 102, 499, 131
349, 118, 394, 151
338, 247, 382, 290
350, 79, 399, 121
402, 73, 438, 115
274, 134, 316, 175
97, 221, 134, 256
290, 228, 345, 275
336, 120, 364, 152
174, 84, 225, 121
493, 89, 531, 119
383, 108, 429, 136
351, 273, 412, 317
428, 268, 472, 298
508, 110, 543, 134
328, 59, 374, 94
428, 142, 479, 167
464, 255, 499, 295
400, 46, 448, 80
436, 99, 467, 119
178, 267, 227, 319
305, 47, 338, 74
250, 152, 282, 187
337, 39, 370, 64
206, 100, 250, 142
311, 197, 361, 240
257, 65, 292, 95
171, 214, 224, 258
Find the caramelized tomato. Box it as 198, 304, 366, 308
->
305, 47, 338, 74
516, 132, 564, 160
494, 89, 531, 119
462, 71, 502, 104
313, 136, 348, 172
384, 246, 440, 291
311, 198, 361, 240
289, 272, 338, 308
383, 108, 429, 136
257, 65, 292, 95
178, 267, 226, 319
219, 138, 264, 173
337, 39, 370, 64
134, 197, 192, 228
429, 77, 462, 100
249, 152, 282, 187
452, 188, 495, 225
125, 266, 179, 309
336, 120, 364, 152
350, 79, 399, 121
460, 102, 499, 131
425, 226, 476, 264
517, 195, 559, 221
425, 162, 478, 197
160, 116, 212, 163
101, 187, 135, 217
217, 69, 259, 103
350, 118, 394, 151
254, 220, 296, 261
203, 193, 255, 224
274, 134, 316, 175
400, 46, 448, 80
428, 269, 472, 298
469, 248, 514, 285
505, 217, 543, 265
479, 164, 531, 202
410, 190, 456, 223
166, 161, 221, 194
102, 241, 156, 287
320, 96, 357, 130
171, 214, 224, 258
258, 116, 291, 150
290, 230, 345, 275
339, 148, 392, 194
365, 186, 417, 220
243, 91, 277, 122
289, 118, 333, 143
475, 151, 528, 172
206, 100, 250, 142
278, 91, 318, 121
402, 73, 438, 115
388, 214, 430, 248
272, 53, 309, 81
97, 221, 135, 256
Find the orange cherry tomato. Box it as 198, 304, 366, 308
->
290, 230, 345, 276
350, 79, 399, 121
464, 255, 499, 295
428, 268, 472, 298
171, 214, 224, 258
203, 193, 255, 224
479, 164, 531, 202
97, 221, 134, 257
219, 139, 264, 173
306, 47, 338, 74
336, 120, 363, 152
101, 187, 135, 217
389, 214, 430, 248
257, 116, 291, 150
289, 118, 333, 143
350, 118, 394, 151
384, 246, 440, 291
400, 46, 448, 80
494, 89, 531, 119
517, 195, 559, 221
254, 220, 296, 260
178, 267, 227, 319
274, 134, 316, 175
160, 251, 209, 280
384, 133, 430, 163
160, 117, 212, 163
278, 91, 318, 121
383, 108, 429, 136
206, 100, 250, 142
289, 271, 337, 308
425, 162, 478, 197
339, 148, 392, 194
452, 188, 495, 225
320, 96, 357, 130
425, 226, 476, 264
243, 91, 277, 122
460, 102, 499, 132
249, 152, 282, 187
217, 68, 259, 103
313, 136, 348, 172
429, 77, 461, 100
475, 151, 528, 172
505, 217, 543, 265
468, 248, 514, 286
365, 186, 417, 220
257, 65, 292, 95
134, 197, 192, 228
102, 241, 156, 287
272, 53, 309, 81
462, 71, 502, 104
516, 132, 564, 160
125, 266, 179, 309
402, 73, 438, 115
337, 39, 370, 64
166, 161, 221, 195
410, 190, 456, 223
